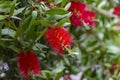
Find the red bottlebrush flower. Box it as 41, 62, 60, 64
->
17, 50, 41, 78
113, 6, 120, 17
70, 12, 83, 26
45, 27, 72, 55
68, 1, 87, 13
81, 11, 96, 26
68, 1, 96, 27
68, 1, 87, 26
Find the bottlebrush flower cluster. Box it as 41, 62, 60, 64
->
45, 27, 72, 55
17, 50, 41, 78
68, 1, 96, 27
113, 6, 120, 17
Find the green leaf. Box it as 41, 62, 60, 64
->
20, 0, 30, 7
41, 70, 52, 79
104, 63, 111, 67
64, 2, 71, 10
0, 15, 6, 20
0, 41, 5, 49
14, 15, 32, 39
13, 7, 25, 15
0, 1, 13, 13
96, 68, 103, 79
32, 11, 37, 20
107, 45, 120, 53
70, 66, 79, 74
119, 0, 120, 5
0, 25, 2, 39
2, 28, 16, 38
53, 60, 65, 73
55, 72, 63, 80
45, 8, 68, 15
61, 0, 67, 7
8, 20, 18, 30
63, 56, 70, 66
54, 0, 62, 5
10, 3, 15, 16
57, 17, 70, 26
32, 19, 50, 27
8, 44, 20, 52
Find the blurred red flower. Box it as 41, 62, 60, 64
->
45, 27, 72, 55
68, 1, 87, 13
17, 50, 41, 78
113, 6, 120, 17
63, 74, 72, 80
110, 63, 120, 75
81, 11, 96, 26
68, 1, 96, 27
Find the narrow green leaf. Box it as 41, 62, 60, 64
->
0, 41, 5, 49
45, 8, 68, 15
13, 7, 25, 15
57, 17, 70, 26
53, 61, 65, 73
54, 0, 62, 5
119, 0, 120, 5
32, 11, 37, 20
10, 3, 15, 16
55, 72, 63, 80
32, 19, 50, 27
41, 70, 52, 79
0, 15, 6, 20
19, 0, 30, 7
0, 25, 1, 39
64, 2, 71, 10
61, 0, 67, 7
14, 15, 32, 39
8, 20, 18, 30
63, 56, 70, 66
8, 45, 20, 52
39, 19, 50, 27
2, 28, 16, 38
0, 1, 13, 13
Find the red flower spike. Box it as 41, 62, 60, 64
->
70, 12, 83, 26
113, 6, 120, 17
45, 27, 72, 55
68, 1, 87, 13
81, 11, 96, 27
68, 1, 96, 27
68, 1, 86, 26
17, 51, 41, 78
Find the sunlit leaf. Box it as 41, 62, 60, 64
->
45, 8, 68, 15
